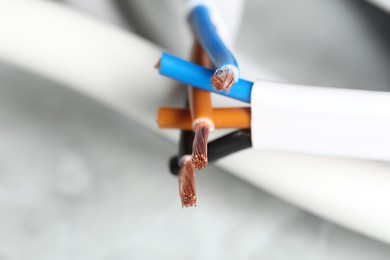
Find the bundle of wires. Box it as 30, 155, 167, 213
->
156, 1, 246, 207
157, 51, 390, 162
157, 0, 390, 208
169, 39, 248, 207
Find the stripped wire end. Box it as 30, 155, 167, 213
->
192, 120, 211, 170
211, 65, 239, 93
154, 58, 161, 69
178, 156, 197, 207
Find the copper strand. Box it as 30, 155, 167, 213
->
211, 67, 236, 93
191, 121, 210, 170
190, 43, 213, 170
178, 156, 197, 207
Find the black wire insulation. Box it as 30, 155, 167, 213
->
208, 130, 252, 162
169, 93, 196, 175
169, 130, 195, 175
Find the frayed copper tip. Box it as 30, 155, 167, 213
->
191, 121, 210, 170
154, 58, 161, 69
210, 68, 237, 93
178, 158, 196, 208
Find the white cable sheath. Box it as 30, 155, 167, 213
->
251, 80, 390, 161
1, 0, 390, 244
216, 151, 390, 246
62, 0, 130, 28
0, 0, 174, 132
365, 0, 390, 13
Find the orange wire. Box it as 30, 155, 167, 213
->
157, 107, 251, 130
188, 42, 214, 169
189, 42, 213, 126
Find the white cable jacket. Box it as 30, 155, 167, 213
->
216, 151, 390, 246
0, 0, 174, 132
366, 0, 390, 13
1, 0, 390, 244
251, 80, 390, 161
62, 0, 130, 28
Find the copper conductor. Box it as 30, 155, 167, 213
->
154, 58, 161, 69
211, 67, 236, 93
191, 121, 210, 170
178, 157, 197, 207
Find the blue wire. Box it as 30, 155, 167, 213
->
159, 53, 253, 103
188, 5, 239, 82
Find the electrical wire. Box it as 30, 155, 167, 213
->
187, 2, 239, 92
158, 107, 251, 129
208, 130, 252, 162
174, 104, 197, 207
157, 52, 252, 103
159, 52, 390, 162
170, 130, 252, 175
7, 0, 390, 241
188, 42, 214, 170
169, 129, 194, 176
178, 155, 197, 207
250, 80, 390, 162
175, 41, 214, 207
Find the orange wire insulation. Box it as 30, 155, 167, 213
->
157, 107, 251, 130
189, 42, 213, 127
189, 42, 214, 169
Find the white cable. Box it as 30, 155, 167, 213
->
365, 0, 390, 13
62, 0, 130, 29
217, 150, 390, 245
251, 80, 390, 161
0, 0, 175, 133
1, 0, 390, 244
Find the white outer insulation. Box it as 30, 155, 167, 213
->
1, 0, 390, 244
0, 0, 168, 132
366, 0, 390, 13
251, 80, 390, 161
216, 151, 390, 245
62, 0, 130, 28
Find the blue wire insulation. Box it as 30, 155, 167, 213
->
188, 5, 240, 91
159, 53, 252, 103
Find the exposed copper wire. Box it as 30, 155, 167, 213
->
211, 67, 237, 93
154, 58, 161, 69
178, 156, 197, 207
191, 120, 210, 170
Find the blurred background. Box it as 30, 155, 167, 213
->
0, 0, 390, 259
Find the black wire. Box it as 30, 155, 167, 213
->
170, 129, 252, 175
169, 130, 195, 175
178, 130, 195, 156
169, 92, 196, 175
207, 130, 252, 162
